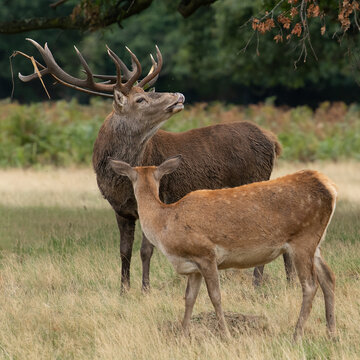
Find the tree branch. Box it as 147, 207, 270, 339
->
178, 0, 218, 18
0, 0, 219, 34
50, 0, 69, 9
0, 0, 154, 34
0, 16, 81, 34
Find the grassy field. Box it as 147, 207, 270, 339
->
0, 162, 359, 359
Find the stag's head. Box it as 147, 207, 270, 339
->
17, 39, 185, 135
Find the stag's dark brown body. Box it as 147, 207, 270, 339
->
93, 119, 286, 289
18, 39, 293, 291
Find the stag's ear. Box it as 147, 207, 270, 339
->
109, 158, 137, 182
114, 90, 127, 110
155, 155, 182, 180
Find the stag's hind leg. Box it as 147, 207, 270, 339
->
116, 214, 136, 292
253, 265, 264, 287
292, 244, 319, 341
141, 234, 154, 292
253, 252, 295, 287
283, 252, 296, 283
314, 250, 336, 337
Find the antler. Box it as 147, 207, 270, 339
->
92, 49, 160, 89
138, 46, 162, 89
17, 39, 162, 97
91, 51, 138, 83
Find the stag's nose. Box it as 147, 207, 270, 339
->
176, 93, 185, 104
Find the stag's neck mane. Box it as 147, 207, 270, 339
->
93, 111, 155, 182
92, 111, 157, 211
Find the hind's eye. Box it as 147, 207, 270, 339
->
136, 97, 145, 103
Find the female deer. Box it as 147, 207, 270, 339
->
110, 155, 337, 340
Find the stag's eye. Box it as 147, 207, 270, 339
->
136, 97, 146, 103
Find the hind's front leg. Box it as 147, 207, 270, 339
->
182, 272, 202, 334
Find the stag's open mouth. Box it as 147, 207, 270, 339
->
166, 93, 185, 113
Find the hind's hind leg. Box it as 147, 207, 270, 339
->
292, 245, 319, 341
315, 250, 336, 337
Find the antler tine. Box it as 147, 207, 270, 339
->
43, 42, 88, 86
106, 46, 125, 93
138, 45, 162, 89
120, 46, 142, 94
102, 46, 142, 95
19, 68, 49, 82
90, 51, 140, 83
18, 39, 52, 82
109, 47, 134, 81
144, 54, 159, 89
89, 49, 139, 83
74, 45, 95, 85
94, 45, 133, 84
27, 38, 48, 59
149, 54, 157, 73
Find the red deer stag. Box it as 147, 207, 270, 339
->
110, 156, 337, 340
17, 39, 293, 291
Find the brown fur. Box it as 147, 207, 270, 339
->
92, 86, 288, 291
110, 157, 337, 340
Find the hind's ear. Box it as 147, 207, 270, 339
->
155, 155, 182, 180
109, 158, 137, 182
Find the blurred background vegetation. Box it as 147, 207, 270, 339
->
1, 0, 360, 166
1, 98, 359, 166
2, 0, 360, 105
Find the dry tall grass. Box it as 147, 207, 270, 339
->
1, 161, 359, 207
0, 162, 359, 359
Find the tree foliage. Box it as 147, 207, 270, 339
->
250, 0, 360, 65
1, 0, 360, 105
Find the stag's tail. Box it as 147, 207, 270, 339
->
274, 138, 282, 158
262, 129, 282, 158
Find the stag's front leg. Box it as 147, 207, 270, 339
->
253, 252, 296, 287
140, 234, 154, 291
116, 213, 136, 292
253, 265, 264, 287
